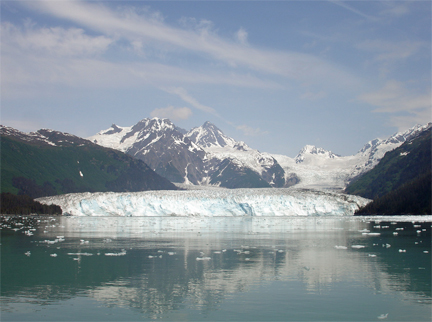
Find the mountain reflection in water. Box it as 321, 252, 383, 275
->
1, 216, 431, 321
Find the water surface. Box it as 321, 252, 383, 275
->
1, 216, 431, 321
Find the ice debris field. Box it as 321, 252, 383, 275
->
37, 188, 370, 217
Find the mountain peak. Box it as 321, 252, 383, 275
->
186, 122, 236, 149
295, 145, 339, 164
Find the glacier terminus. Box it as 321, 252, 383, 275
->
37, 188, 370, 217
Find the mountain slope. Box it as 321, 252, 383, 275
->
273, 123, 432, 190
89, 118, 206, 184
1, 126, 177, 198
354, 171, 431, 215
89, 118, 289, 188
345, 127, 431, 200
186, 121, 287, 187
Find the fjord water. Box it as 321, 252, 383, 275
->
1, 216, 431, 321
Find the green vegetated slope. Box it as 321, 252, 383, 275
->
345, 128, 431, 215
1, 133, 177, 198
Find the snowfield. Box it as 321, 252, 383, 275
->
37, 188, 370, 217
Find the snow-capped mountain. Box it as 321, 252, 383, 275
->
89, 118, 206, 185
272, 122, 432, 190
186, 121, 236, 148
348, 123, 432, 179
294, 145, 340, 164
89, 118, 431, 190
89, 118, 289, 188
186, 121, 287, 187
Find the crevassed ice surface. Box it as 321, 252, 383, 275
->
37, 188, 370, 217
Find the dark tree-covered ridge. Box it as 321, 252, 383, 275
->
0, 193, 62, 215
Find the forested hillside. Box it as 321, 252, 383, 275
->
1, 126, 177, 199
345, 128, 431, 215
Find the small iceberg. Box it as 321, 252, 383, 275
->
334, 246, 348, 250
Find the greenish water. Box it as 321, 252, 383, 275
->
1, 216, 431, 321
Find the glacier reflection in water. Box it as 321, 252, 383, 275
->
1, 215, 431, 321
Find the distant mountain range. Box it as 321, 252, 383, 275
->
0, 125, 177, 198
89, 118, 432, 190
1, 118, 430, 199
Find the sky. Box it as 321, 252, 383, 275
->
1, 0, 431, 157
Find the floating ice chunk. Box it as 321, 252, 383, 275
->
50, 253, 58, 257
366, 232, 381, 236
334, 246, 348, 250
105, 250, 126, 256
398, 249, 406, 253
351, 245, 365, 249
67, 252, 93, 256
378, 313, 388, 320
393, 232, 398, 236
424, 251, 429, 254
368, 254, 377, 257
24, 251, 31, 256
196, 257, 211, 261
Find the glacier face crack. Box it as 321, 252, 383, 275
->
37, 188, 371, 217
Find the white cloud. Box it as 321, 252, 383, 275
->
389, 108, 432, 132
150, 106, 192, 121
23, 1, 359, 87
236, 125, 268, 137
356, 39, 425, 62
358, 80, 432, 129
164, 87, 219, 116
329, 1, 379, 21
1, 22, 112, 57
359, 80, 431, 113
235, 27, 248, 45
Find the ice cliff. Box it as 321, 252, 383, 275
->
37, 188, 370, 217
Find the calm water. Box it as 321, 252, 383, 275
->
1, 215, 431, 321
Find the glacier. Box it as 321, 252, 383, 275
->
37, 188, 370, 217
